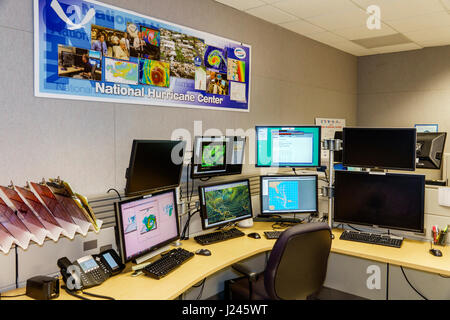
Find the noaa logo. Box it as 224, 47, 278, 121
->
234, 48, 246, 59
50, 0, 96, 30
194, 56, 202, 67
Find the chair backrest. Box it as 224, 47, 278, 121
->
264, 222, 332, 300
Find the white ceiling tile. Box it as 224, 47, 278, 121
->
304, 31, 348, 45
305, 6, 368, 30
387, 11, 450, 33
272, 0, 359, 19
403, 26, 450, 44
352, 0, 445, 21
260, 0, 282, 4
333, 23, 397, 40
279, 20, 326, 35
329, 41, 375, 56
214, 0, 266, 11
371, 43, 422, 54
246, 5, 298, 24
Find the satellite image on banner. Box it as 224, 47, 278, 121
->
205, 185, 250, 224
268, 180, 299, 211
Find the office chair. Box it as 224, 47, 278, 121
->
228, 222, 332, 300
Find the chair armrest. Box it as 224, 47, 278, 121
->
232, 263, 259, 282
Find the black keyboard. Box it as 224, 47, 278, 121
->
142, 248, 194, 279
339, 230, 403, 248
194, 228, 245, 245
264, 231, 283, 239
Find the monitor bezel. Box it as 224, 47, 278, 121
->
198, 179, 253, 230
125, 139, 186, 197
342, 127, 417, 171
190, 136, 246, 179
255, 125, 322, 168
333, 170, 425, 234
114, 188, 180, 264
259, 174, 319, 215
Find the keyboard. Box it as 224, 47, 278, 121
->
142, 248, 194, 279
194, 228, 245, 245
264, 231, 283, 239
339, 230, 403, 248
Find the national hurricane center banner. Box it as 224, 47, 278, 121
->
34, 0, 251, 112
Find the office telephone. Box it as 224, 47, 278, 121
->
57, 249, 124, 290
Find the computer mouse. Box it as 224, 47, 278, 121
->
429, 249, 443, 257
195, 249, 211, 256
247, 232, 261, 239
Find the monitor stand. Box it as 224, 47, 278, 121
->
253, 215, 302, 224
131, 244, 171, 272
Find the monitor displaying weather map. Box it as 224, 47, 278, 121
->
117, 190, 179, 261
200, 180, 253, 229
201, 142, 226, 169
260, 175, 318, 214
105, 58, 138, 85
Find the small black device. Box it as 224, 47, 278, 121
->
25, 276, 60, 300
194, 228, 245, 245
429, 248, 443, 257
195, 249, 212, 256
247, 232, 261, 239
339, 230, 403, 248
57, 249, 124, 290
96, 249, 126, 276
416, 132, 447, 169
191, 136, 246, 179
264, 231, 283, 239
342, 127, 417, 171
142, 248, 194, 279
125, 140, 186, 196
334, 171, 425, 234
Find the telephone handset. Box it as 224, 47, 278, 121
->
58, 249, 124, 290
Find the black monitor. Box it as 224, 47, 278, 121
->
416, 132, 447, 169
256, 126, 321, 167
342, 128, 416, 171
198, 179, 253, 230
114, 188, 179, 264
260, 175, 318, 215
61, 51, 74, 67
334, 171, 425, 233
125, 140, 186, 196
190, 136, 245, 179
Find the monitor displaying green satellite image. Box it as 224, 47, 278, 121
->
201, 142, 226, 169
199, 180, 253, 229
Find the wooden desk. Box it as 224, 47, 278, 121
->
5, 222, 450, 300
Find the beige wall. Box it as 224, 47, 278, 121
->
0, 0, 357, 197
358, 45, 450, 145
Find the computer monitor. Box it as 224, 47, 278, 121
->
198, 179, 253, 230
114, 189, 179, 264
334, 171, 425, 233
342, 128, 416, 171
191, 136, 245, 179
256, 126, 321, 167
125, 140, 186, 196
61, 51, 74, 67
416, 132, 447, 169
260, 175, 318, 215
